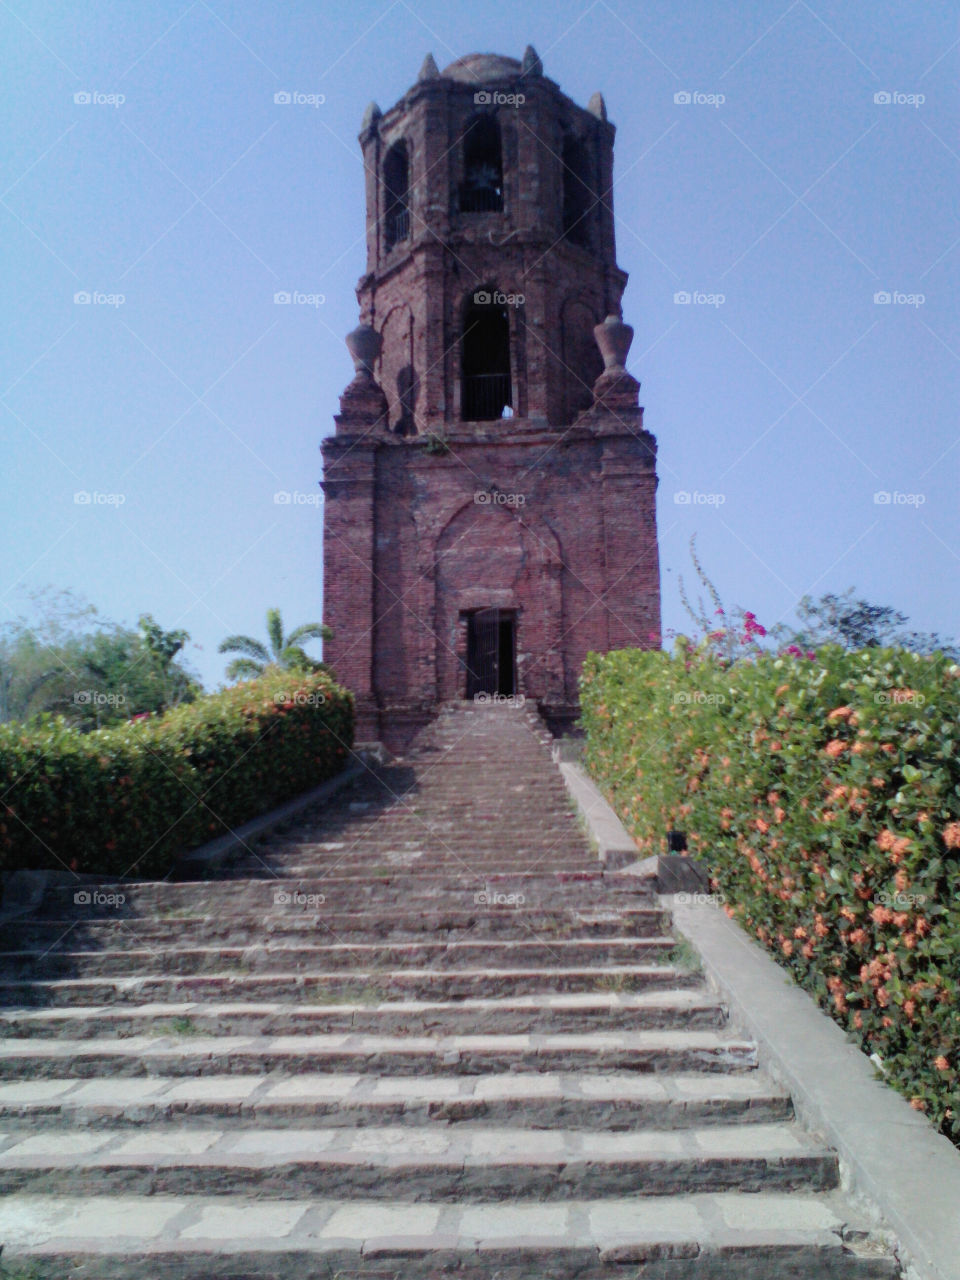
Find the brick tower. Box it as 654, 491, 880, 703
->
321, 48, 661, 748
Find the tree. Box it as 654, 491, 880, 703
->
0, 589, 201, 727
218, 608, 331, 682
774, 589, 959, 659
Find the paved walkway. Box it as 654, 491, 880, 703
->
0, 702, 899, 1277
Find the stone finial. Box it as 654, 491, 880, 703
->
360, 101, 382, 132
521, 45, 543, 76
590, 314, 641, 412
594, 314, 633, 370
418, 53, 439, 81
338, 324, 389, 432
345, 323, 382, 375
587, 91, 607, 120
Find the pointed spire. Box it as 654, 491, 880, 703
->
360, 101, 382, 132
418, 52, 439, 81
521, 45, 542, 77
587, 91, 607, 120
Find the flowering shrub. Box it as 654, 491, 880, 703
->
581, 643, 960, 1144
0, 670, 353, 879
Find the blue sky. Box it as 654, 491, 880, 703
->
2, 0, 958, 688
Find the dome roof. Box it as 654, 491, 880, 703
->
440, 53, 522, 83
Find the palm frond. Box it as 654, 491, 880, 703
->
218, 635, 270, 662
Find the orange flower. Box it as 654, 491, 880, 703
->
871, 776, 886, 788
769, 740, 782, 752
775, 684, 789, 697
802, 942, 815, 959
848, 928, 868, 945
774, 807, 786, 824
903, 1000, 916, 1019
828, 706, 853, 721
910, 1098, 928, 1112
894, 870, 909, 892
755, 817, 770, 834
943, 822, 960, 850
876, 829, 896, 852
853, 1012, 863, 1029
794, 926, 807, 939
876, 987, 891, 1008
814, 919, 829, 938
935, 1056, 950, 1072
781, 939, 794, 957
825, 739, 847, 757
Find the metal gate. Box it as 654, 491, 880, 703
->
465, 608, 514, 699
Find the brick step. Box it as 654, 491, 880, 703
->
0, 1070, 793, 1130
0, 1190, 899, 1279
0, 1122, 839, 1200
3, 906, 668, 948
0, 989, 727, 1039
0, 1029, 760, 1079
0, 937, 676, 979
0, 964, 700, 1008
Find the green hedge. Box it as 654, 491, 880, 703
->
0, 670, 354, 879
581, 643, 960, 1142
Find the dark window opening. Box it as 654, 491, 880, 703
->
459, 115, 503, 213
384, 142, 410, 249
562, 135, 594, 247
465, 609, 515, 697
462, 299, 511, 420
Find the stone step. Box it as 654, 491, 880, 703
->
0, 937, 676, 979
37, 871, 641, 913
3, 906, 668, 947
0, 1029, 759, 1079
0, 1069, 793, 1130
0, 964, 700, 1007
0, 989, 727, 1039
0, 1121, 839, 1199
0, 1191, 898, 1278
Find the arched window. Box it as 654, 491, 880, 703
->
462, 293, 511, 420
562, 135, 594, 247
383, 141, 410, 249
459, 115, 503, 213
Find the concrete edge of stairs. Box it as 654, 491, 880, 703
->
558, 755, 960, 1280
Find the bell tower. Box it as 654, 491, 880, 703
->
322, 49, 661, 748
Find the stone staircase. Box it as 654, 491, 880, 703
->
0, 702, 898, 1277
